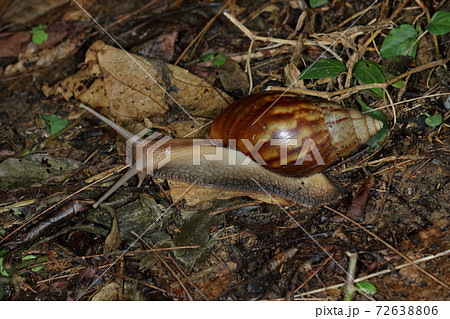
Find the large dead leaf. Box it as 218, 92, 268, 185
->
43, 40, 232, 124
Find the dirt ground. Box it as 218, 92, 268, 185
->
0, 0, 449, 301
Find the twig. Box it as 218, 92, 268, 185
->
225, 11, 392, 47
17, 112, 88, 158
175, 0, 232, 65
366, 92, 450, 114
358, 0, 410, 56
293, 255, 333, 294
295, 249, 450, 298
269, 57, 449, 100
131, 231, 194, 300
104, 0, 159, 30
0, 165, 128, 246
323, 206, 449, 290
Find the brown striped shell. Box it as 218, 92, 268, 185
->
207, 92, 383, 177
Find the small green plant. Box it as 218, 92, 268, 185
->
427, 11, 450, 35
201, 52, 227, 66
30, 25, 49, 45
297, 58, 346, 80
419, 112, 443, 127
380, 11, 450, 58
309, 0, 328, 8
39, 114, 68, 135
380, 24, 419, 58
356, 281, 377, 295
21, 255, 47, 272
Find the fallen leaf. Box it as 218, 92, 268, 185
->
4, 201, 87, 250
102, 206, 121, 256
332, 175, 375, 222
0, 23, 78, 59
131, 31, 178, 62
43, 40, 232, 124
91, 283, 120, 301
216, 56, 249, 94
0, 154, 82, 188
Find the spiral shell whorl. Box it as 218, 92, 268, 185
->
207, 92, 383, 177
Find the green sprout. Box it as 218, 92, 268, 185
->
30, 25, 49, 45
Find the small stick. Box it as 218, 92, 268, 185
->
175, 0, 232, 65
295, 249, 450, 298
324, 205, 449, 290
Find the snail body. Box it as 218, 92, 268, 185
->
79, 91, 383, 208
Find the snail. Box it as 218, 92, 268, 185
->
79, 91, 383, 208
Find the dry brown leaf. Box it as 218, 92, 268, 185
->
91, 283, 120, 301
131, 31, 178, 62
103, 206, 121, 256
43, 40, 232, 124
217, 57, 249, 94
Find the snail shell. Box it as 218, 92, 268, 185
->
207, 92, 383, 176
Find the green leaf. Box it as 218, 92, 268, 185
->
21, 255, 36, 261
309, 0, 328, 8
0, 258, 9, 277
427, 11, 450, 35
200, 53, 227, 66
30, 24, 48, 32
356, 97, 388, 150
200, 53, 215, 62
356, 281, 377, 295
20, 255, 47, 272
353, 60, 386, 96
298, 58, 346, 80
425, 114, 443, 127
30, 25, 49, 45
143, 129, 154, 138
380, 24, 418, 58
31, 264, 45, 272
39, 114, 68, 135
212, 53, 227, 66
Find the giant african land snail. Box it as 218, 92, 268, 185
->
80, 91, 383, 208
